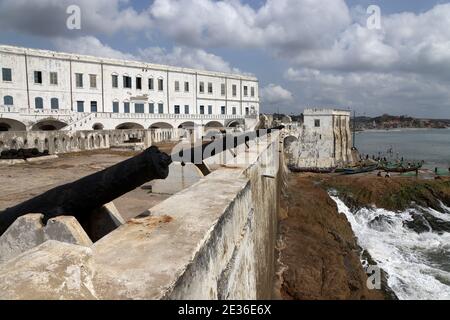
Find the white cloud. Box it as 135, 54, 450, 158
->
53, 36, 135, 60
137, 46, 243, 74
284, 67, 450, 117
149, 0, 351, 53
260, 84, 294, 105
53, 36, 242, 74
0, 0, 152, 37
3, 0, 450, 116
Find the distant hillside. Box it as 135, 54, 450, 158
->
353, 114, 450, 131
269, 113, 450, 130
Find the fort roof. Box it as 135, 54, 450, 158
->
0, 44, 258, 82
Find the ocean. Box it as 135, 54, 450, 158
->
330, 195, 450, 300
332, 128, 450, 299
355, 128, 450, 169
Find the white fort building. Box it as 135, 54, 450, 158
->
0, 45, 259, 132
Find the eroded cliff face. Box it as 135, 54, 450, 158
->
276, 174, 386, 300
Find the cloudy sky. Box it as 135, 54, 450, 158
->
1, 0, 449, 118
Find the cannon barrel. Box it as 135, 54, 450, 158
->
173, 125, 285, 164
0, 146, 172, 235
0, 126, 284, 236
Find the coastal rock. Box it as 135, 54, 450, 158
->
277, 175, 386, 300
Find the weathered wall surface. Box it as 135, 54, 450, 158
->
286, 109, 353, 169
0, 133, 284, 300
0, 128, 180, 154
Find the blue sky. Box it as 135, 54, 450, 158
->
1, 0, 449, 118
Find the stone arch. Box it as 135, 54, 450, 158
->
205, 121, 224, 129
283, 135, 298, 149
178, 121, 195, 129
92, 123, 104, 130
150, 122, 173, 129
0, 118, 26, 131
227, 120, 243, 128
205, 121, 225, 136
32, 119, 68, 131
115, 122, 144, 130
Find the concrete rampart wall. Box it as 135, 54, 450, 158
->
0, 128, 182, 154
0, 132, 284, 300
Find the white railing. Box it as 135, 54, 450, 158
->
71, 112, 257, 122
0, 105, 19, 113
1, 106, 258, 120
19, 108, 73, 116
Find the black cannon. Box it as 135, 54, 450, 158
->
172, 125, 285, 165
0, 126, 284, 238
0, 146, 172, 237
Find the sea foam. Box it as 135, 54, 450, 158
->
329, 194, 450, 300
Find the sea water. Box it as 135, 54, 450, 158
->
330, 195, 450, 300
355, 128, 450, 169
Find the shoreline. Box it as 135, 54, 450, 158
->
356, 127, 450, 133
277, 172, 450, 300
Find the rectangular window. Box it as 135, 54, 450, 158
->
184, 105, 189, 114
51, 98, 59, 109
208, 82, 213, 94
174, 105, 180, 114
50, 72, 58, 85
208, 105, 212, 114
91, 101, 98, 113
199, 82, 204, 93
232, 84, 237, 97
2, 68, 12, 82
75, 73, 83, 88
89, 74, 97, 88
123, 76, 132, 89
251, 87, 255, 97
148, 78, 154, 90
34, 71, 43, 84
200, 105, 205, 114
136, 77, 142, 90
35, 97, 43, 109
113, 102, 119, 113
245, 107, 249, 115
158, 103, 164, 114
112, 75, 118, 88
149, 103, 154, 113
232, 107, 237, 115
221, 83, 226, 96
221, 106, 226, 115
314, 119, 321, 127
175, 81, 180, 92
158, 78, 164, 91
135, 103, 144, 113
244, 86, 248, 96
77, 101, 84, 112
184, 82, 189, 92
124, 102, 130, 113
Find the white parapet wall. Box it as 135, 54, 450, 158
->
0, 128, 182, 154
0, 131, 285, 300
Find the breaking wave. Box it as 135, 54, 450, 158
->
329, 194, 450, 300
